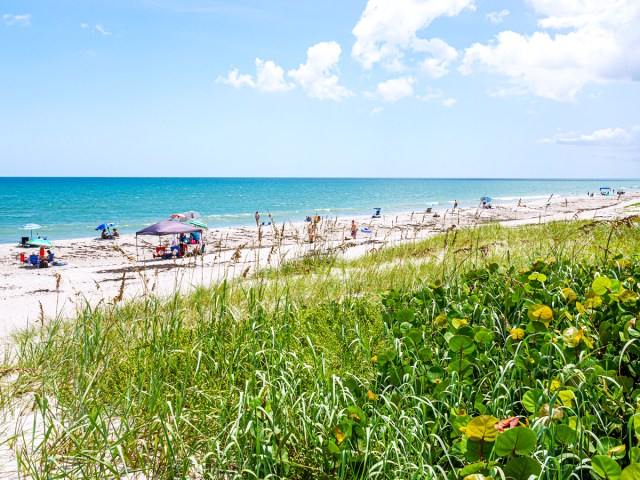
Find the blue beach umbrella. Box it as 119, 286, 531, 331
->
96, 222, 117, 231
480, 196, 492, 203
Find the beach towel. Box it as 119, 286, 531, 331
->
360, 228, 372, 234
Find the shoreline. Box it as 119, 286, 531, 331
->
1, 192, 639, 339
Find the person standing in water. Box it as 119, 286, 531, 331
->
255, 211, 260, 227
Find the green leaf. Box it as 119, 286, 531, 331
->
465, 439, 495, 462
494, 427, 537, 457
528, 272, 547, 283
327, 441, 341, 456
621, 464, 640, 480
522, 389, 545, 413
592, 455, 622, 480
503, 457, 542, 480
554, 424, 577, 445
448, 335, 476, 355
459, 461, 488, 477
592, 276, 612, 296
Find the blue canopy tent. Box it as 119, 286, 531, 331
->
599, 187, 611, 196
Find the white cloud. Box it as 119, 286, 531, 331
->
370, 106, 383, 116
351, 0, 475, 70
376, 77, 415, 102
288, 41, 352, 101
414, 38, 458, 79
541, 125, 640, 147
486, 9, 508, 24
81, 23, 114, 36
217, 59, 294, 93
460, 0, 640, 102
3, 13, 31, 27
442, 98, 457, 106
95, 24, 112, 36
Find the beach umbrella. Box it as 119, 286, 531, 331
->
95, 222, 117, 231
170, 213, 187, 221
187, 219, 208, 229
21, 223, 42, 238
480, 196, 492, 203
27, 238, 54, 248
181, 211, 200, 220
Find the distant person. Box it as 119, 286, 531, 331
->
482, 198, 487, 208
351, 220, 357, 239
112, 228, 120, 238
453, 200, 458, 209
255, 211, 260, 227
101, 229, 108, 239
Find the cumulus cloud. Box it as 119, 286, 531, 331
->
218, 58, 295, 93
376, 77, 415, 102
288, 41, 352, 101
460, 0, 640, 102
351, 0, 475, 70
541, 125, 640, 147
486, 9, 508, 24
442, 97, 457, 107
3, 13, 31, 26
414, 38, 458, 79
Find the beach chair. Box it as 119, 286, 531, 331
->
372, 207, 381, 218
426, 207, 432, 213
170, 246, 180, 257
20, 236, 29, 246
153, 246, 166, 258
28, 255, 39, 267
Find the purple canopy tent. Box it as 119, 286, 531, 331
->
135, 220, 204, 259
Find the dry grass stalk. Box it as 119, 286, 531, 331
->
113, 272, 126, 303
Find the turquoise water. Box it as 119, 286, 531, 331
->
0, 177, 638, 244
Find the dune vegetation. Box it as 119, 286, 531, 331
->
2, 217, 640, 479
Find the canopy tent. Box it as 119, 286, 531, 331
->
135, 220, 204, 259
136, 220, 203, 236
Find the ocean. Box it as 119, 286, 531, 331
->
0, 177, 637, 244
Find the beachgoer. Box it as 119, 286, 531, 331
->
39, 246, 45, 258
351, 220, 357, 240
112, 228, 120, 238
482, 198, 487, 208
255, 211, 260, 227
101, 229, 108, 239
453, 200, 458, 209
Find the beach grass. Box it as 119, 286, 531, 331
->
2, 218, 640, 479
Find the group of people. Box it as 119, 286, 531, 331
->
101, 228, 120, 239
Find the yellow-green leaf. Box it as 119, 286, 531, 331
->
466, 415, 500, 442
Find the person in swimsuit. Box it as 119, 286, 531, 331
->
255, 211, 260, 227
351, 220, 357, 239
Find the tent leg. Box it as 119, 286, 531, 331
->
135, 235, 138, 261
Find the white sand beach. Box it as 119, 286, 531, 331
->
1, 193, 639, 339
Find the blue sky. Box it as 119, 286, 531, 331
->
1, 0, 639, 178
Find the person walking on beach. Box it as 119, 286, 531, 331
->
351, 220, 357, 240
255, 211, 260, 227
453, 200, 458, 209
